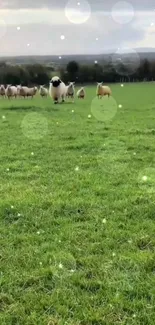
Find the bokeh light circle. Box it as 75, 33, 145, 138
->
0, 20, 7, 39
91, 96, 117, 122
65, 0, 91, 24
111, 1, 134, 24
21, 113, 48, 140
112, 48, 140, 76
97, 139, 130, 173
52, 252, 76, 278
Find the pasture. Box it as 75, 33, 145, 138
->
1, 83, 155, 325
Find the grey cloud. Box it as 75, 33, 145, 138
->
1, 0, 155, 11
0, 19, 145, 56
0, 0, 152, 56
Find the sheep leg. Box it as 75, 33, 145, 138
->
62, 95, 65, 103
54, 96, 58, 104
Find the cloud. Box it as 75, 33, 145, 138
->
0, 1, 154, 55
1, 0, 155, 11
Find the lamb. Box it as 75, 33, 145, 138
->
39, 85, 48, 98
77, 87, 85, 99
49, 76, 67, 104
27, 86, 37, 99
5, 85, 18, 99
0, 85, 6, 98
96, 82, 112, 99
66, 82, 75, 102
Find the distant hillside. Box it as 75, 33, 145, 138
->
1, 49, 155, 66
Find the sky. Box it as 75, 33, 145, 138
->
0, 0, 155, 56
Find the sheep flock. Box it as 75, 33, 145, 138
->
0, 76, 112, 103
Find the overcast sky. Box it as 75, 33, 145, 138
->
0, 0, 155, 56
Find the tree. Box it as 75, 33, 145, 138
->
138, 59, 150, 81
66, 61, 79, 81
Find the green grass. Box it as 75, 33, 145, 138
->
1, 83, 155, 325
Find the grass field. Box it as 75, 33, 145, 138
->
1, 83, 155, 325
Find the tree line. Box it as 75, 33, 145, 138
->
0, 58, 154, 85
0, 62, 50, 86
61, 59, 155, 83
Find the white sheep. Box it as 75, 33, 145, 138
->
17, 85, 29, 98
66, 82, 75, 102
77, 87, 85, 99
96, 82, 112, 99
5, 85, 18, 99
49, 76, 67, 104
39, 85, 48, 98
0, 85, 6, 98
27, 86, 37, 99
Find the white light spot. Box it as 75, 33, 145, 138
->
56, 122, 59, 125
102, 218, 107, 224
58, 240, 61, 243
39, 262, 42, 266
17, 26, 20, 30
133, 152, 136, 156
72, 109, 74, 113
11, 206, 14, 209
128, 239, 132, 244
75, 166, 79, 172
88, 114, 91, 119
31, 152, 34, 156
60, 35, 65, 40
112, 252, 116, 257
118, 104, 122, 108
59, 263, 63, 269
77, 2, 80, 5
37, 231, 40, 235
17, 213, 21, 217
59, 56, 62, 59
2, 115, 6, 119
6, 168, 10, 172
94, 60, 98, 64
151, 22, 154, 26
142, 176, 147, 181
96, 37, 99, 41
133, 314, 136, 318
121, 84, 124, 87
27, 43, 30, 47
70, 269, 75, 273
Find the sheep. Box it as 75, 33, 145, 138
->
49, 76, 67, 104
17, 85, 29, 98
77, 87, 85, 99
39, 85, 48, 98
66, 82, 75, 102
0, 85, 6, 98
96, 82, 112, 99
26, 86, 37, 99
5, 85, 18, 99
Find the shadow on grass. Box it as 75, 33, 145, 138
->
7, 106, 40, 111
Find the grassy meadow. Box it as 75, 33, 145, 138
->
1, 83, 155, 324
